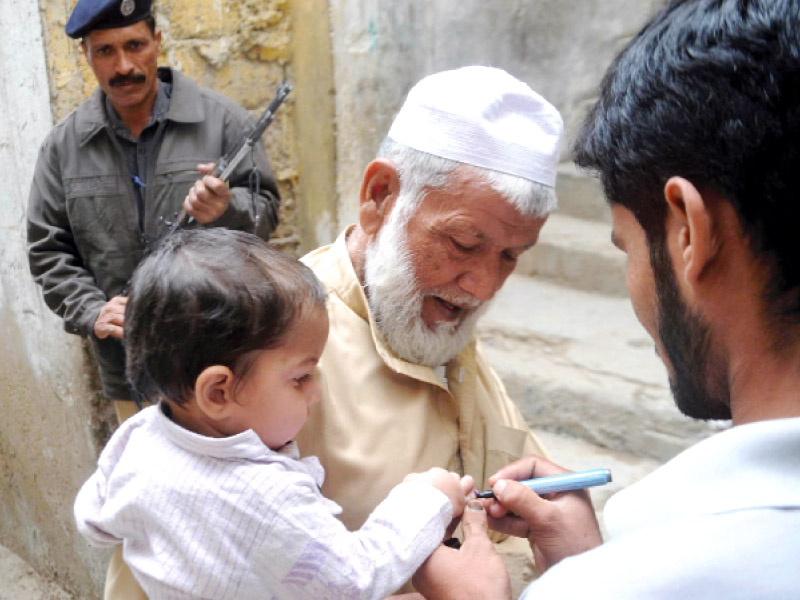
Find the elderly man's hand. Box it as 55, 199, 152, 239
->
94, 295, 127, 339
412, 501, 512, 600
183, 162, 232, 224
486, 455, 603, 572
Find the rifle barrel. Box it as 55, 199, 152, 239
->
173, 82, 292, 230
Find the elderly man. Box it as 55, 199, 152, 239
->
296, 66, 562, 594
414, 1, 800, 598
27, 0, 280, 424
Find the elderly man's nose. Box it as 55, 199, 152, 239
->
457, 261, 501, 302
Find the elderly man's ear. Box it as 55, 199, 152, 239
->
359, 159, 401, 235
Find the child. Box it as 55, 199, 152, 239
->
74, 228, 473, 600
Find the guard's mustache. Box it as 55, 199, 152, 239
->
110, 73, 146, 87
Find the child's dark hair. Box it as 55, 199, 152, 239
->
124, 228, 326, 406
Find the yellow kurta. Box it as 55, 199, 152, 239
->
298, 228, 547, 534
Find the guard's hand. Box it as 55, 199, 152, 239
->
413, 501, 511, 600
183, 162, 232, 224
486, 455, 603, 572
93, 295, 127, 340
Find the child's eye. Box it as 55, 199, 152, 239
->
294, 373, 313, 385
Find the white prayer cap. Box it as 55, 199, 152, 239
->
388, 66, 563, 187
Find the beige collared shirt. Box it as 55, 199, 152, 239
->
298, 227, 546, 533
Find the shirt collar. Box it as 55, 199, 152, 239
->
76, 67, 205, 147
152, 403, 325, 486
104, 79, 171, 141
604, 417, 800, 538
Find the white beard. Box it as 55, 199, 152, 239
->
363, 204, 489, 367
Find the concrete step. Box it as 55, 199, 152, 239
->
554, 162, 610, 223
515, 213, 628, 297
479, 274, 726, 463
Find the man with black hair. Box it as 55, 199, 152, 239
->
413, 1, 800, 597
27, 0, 280, 424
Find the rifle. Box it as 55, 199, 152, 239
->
167, 81, 292, 233
122, 82, 292, 298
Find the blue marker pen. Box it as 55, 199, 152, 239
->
475, 468, 612, 499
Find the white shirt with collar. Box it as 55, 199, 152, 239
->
74, 404, 452, 600
521, 417, 800, 599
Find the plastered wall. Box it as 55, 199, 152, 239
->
328, 0, 664, 227
0, 1, 111, 597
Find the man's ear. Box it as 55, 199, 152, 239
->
80, 40, 89, 61
664, 176, 720, 287
154, 29, 162, 54
358, 159, 401, 235
193, 365, 237, 421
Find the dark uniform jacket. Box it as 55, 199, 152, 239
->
27, 67, 280, 398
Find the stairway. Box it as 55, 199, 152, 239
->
477, 163, 726, 510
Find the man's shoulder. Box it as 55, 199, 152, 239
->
301, 229, 355, 278
197, 82, 249, 116
171, 69, 252, 123
39, 87, 108, 156
300, 242, 335, 272
304, 237, 373, 325
40, 96, 92, 148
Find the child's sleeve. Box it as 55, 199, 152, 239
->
74, 468, 122, 547
252, 478, 452, 600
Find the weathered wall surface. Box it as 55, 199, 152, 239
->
0, 1, 111, 597
328, 0, 663, 228
288, 0, 337, 253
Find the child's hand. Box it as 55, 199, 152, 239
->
405, 468, 474, 517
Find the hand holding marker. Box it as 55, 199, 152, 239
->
475, 468, 612, 499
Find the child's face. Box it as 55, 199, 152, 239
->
232, 306, 329, 450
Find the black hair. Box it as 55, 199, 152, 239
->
573, 0, 800, 317
124, 228, 326, 406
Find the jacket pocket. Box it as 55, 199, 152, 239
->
64, 175, 140, 293
150, 159, 215, 225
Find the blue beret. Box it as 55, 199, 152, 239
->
66, 0, 152, 39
